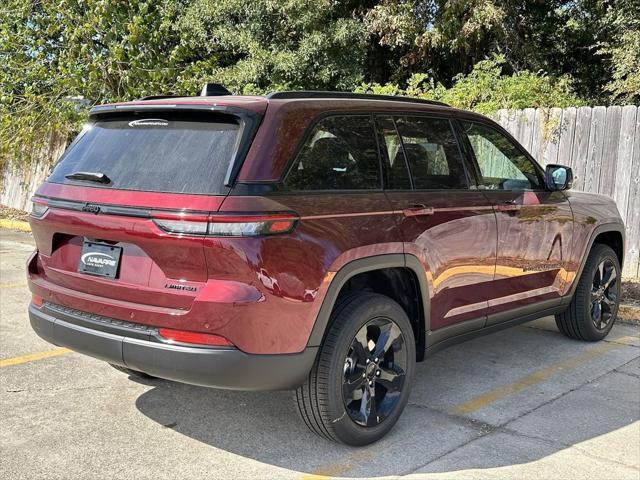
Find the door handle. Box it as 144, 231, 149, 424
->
403, 205, 434, 217
497, 199, 519, 212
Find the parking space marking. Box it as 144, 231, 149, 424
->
450, 338, 634, 415
297, 335, 639, 480
0, 219, 31, 232
300, 450, 375, 480
0, 282, 27, 289
0, 348, 71, 368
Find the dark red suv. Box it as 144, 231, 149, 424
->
27, 88, 625, 445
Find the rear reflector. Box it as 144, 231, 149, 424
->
158, 328, 234, 347
32, 294, 44, 307
152, 212, 297, 237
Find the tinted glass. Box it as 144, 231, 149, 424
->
461, 121, 542, 190
376, 116, 411, 189
285, 116, 381, 190
394, 116, 467, 190
48, 113, 240, 194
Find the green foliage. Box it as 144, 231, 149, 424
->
364, 0, 619, 101
358, 56, 584, 114
1, 0, 636, 169
0, 0, 193, 168
178, 0, 368, 93
598, 0, 640, 103
0, 0, 367, 168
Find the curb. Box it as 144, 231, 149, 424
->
0, 219, 31, 232
618, 303, 640, 326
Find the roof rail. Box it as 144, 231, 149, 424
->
138, 84, 232, 101
138, 95, 186, 101
266, 91, 449, 107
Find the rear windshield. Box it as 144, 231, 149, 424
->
48, 112, 241, 194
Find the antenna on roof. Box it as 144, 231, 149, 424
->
200, 83, 232, 97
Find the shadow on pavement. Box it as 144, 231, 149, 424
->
134, 322, 639, 478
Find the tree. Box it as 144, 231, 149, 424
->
178, 0, 369, 93
599, 0, 640, 103
0, 0, 369, 167
358, 55, 584, 114
0, 0, 194, 167
364, 0, 617, 101
2, 0, 635, 171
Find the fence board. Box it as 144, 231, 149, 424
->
519, 108, 536, 152
506, 110, 521, 141
540, 107, 563, 166
584, 106, 607, 192
599, 106, 622, 197
495, 109, 508, 130
557, 107, 577, 167
529, 108, 544, 162
624, 113, 640, 278
571, 106, 593, 190
614, 105, 638, 222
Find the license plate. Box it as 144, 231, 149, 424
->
78, 241, 122, 278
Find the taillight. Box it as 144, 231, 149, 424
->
207, 214, 297, 237
30, 198, 49, 218
32, 294, 44, 307
158, 328, 234, 347
152, 212, 297, 237
151, 211, 210, 235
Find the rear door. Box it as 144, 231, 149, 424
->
249, 113, 399, 284
377, 115, 497, 336
457, 120, 573, 322
30, 110, 244, 312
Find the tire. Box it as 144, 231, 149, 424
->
556, 244, 621, 341
109, 363, 155, 379
295, 292, 416, 446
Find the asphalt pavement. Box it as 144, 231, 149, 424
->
1, 229, 638, 480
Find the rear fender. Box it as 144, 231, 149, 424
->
305, 253, 430, 347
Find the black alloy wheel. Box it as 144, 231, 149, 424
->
295, 292, 416, 445
342, 318, 408, 427
590, 258, 618, 330
556, 244, 621, 341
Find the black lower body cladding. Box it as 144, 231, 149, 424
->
29, 303, 317, 391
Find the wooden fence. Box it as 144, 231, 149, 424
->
494, 106, 639, 278
0, 133, 67, 212
1, 106, 638, 277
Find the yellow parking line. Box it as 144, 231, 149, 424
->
301, 450, 375, 480
0, 218, 31, 232
0, 348, 71, 368
297, 335, 636, 480
450, 337, 635, 416
0, 282, 27, 289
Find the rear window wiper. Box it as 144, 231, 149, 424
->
64, 171, 111, 184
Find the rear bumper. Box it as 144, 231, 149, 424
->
29, 303, 317, 391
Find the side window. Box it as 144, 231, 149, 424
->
461, 121, 543, 190
394, 116, 468, 190
375, 116, 411, 189
285, 115, 381, 190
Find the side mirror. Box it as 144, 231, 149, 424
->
545, 164, 573, 191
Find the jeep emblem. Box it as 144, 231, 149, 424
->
82, 203, 101, 214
